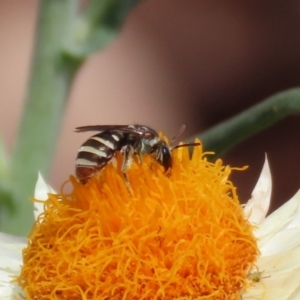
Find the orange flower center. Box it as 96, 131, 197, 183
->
17, 141, 258, 299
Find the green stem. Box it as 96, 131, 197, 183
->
2, 0, 142, 236
65, 0, 141, 58
198, 88, 300, 156
5, 0, 81, 235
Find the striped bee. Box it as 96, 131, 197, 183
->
75, 124, 197, 185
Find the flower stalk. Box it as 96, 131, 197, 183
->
5, 0, 81, 235
4, 0, 141, 235
198, 88, 300, 157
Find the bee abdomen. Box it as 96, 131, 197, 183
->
75, 131, 124, 183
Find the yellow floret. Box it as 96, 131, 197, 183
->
18, 140, 258, 299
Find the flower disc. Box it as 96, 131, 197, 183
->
18, 142, 258, 299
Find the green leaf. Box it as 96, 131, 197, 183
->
0, 186, 15, 227
64, 27, 117, 59
0, 135, 9, 179
100, 0, 140, 29
64, 0, 141, 58
0, 134, 14, 218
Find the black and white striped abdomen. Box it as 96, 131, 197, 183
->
75, 131, 124, 183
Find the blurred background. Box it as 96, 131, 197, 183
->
1, 0, 300, 212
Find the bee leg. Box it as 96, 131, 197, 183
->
149, 148, 159, 170
137, 153, 143, 165
121, 145, 134, 193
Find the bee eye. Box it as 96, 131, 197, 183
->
160, 146, 172, 172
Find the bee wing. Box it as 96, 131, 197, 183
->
116, 125, 158, 137
75, 124, 152, 137
170, 124, 186, 147
75, 125, 129, 133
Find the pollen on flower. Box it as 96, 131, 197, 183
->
17, 139, 258, 300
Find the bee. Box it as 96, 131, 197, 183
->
75, 124, 197, 184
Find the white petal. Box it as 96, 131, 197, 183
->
245, 189, 300, 299
245, 246, 300, 299
256, 190, 300, 245
0, 233, 26, 299
260, 226, 300, 256
0, 175, 55, 298
0, 233, 25, 244
244, 265, 300, 299
242, 288, 264, 299
258, 244, 300, 273
287, 285, 300, 300
33, 172, 56, 219
244, 156, 272, 224
285, 194, 300, 230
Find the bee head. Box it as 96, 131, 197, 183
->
151, 141, 172, 172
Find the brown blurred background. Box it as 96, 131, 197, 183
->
1, 1, 300, 212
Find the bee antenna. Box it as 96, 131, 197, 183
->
173, 142, 201, 150
170, 124, 186, 148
